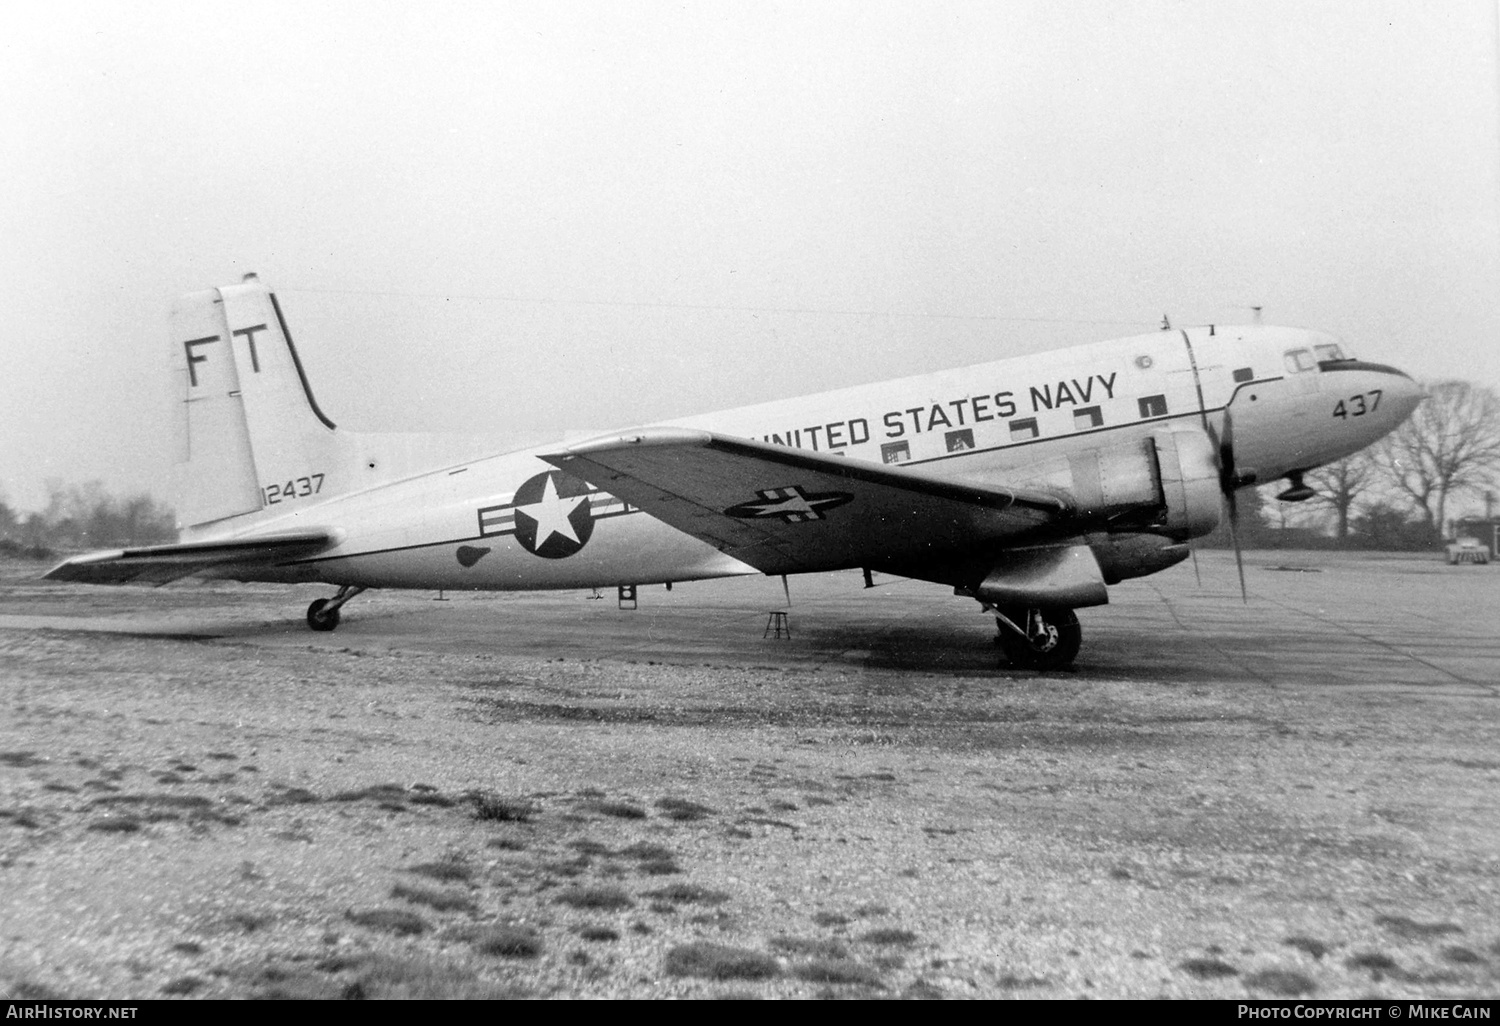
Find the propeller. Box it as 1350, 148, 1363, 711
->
1214, 406, 1249, 603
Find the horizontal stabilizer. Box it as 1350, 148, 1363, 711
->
541, 429, 1071, 576
43, 530, 338, 586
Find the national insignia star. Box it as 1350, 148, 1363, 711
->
515, 474, 585, 547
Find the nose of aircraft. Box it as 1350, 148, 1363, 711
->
1374, 362, 1424, 429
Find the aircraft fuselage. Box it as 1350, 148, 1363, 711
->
211, 323, 1418, 593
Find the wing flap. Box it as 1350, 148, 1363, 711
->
44, 530, 337, 586
542, 429, 1071, 575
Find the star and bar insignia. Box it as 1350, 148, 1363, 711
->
724, 484, 854, 523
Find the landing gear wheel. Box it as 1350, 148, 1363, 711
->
995, 607, 1080, 671
306, 598, 341, 632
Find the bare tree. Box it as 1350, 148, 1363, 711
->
1374, 380, 1500, 536
1306, 449, 1377, 541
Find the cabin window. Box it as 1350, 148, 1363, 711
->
1314, 343, 1348, 363
1233, 367, 1254, 383
1073, 406, 1103, 430
880, 440, 910, 464
945, 428, 974, 453
1138, 394, 1167, 418
1009, 417, 1039, 441
1284, 348, 1317, 373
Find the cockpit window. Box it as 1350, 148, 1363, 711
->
1313, 343, 1348, 363
1284, 348, 1317, 373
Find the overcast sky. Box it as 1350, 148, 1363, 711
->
3, 0, 1498, 513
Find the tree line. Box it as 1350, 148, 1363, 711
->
0, 480, 176, 560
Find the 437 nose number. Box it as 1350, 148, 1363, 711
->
1332, 390, 1382, 419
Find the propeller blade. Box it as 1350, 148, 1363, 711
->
1214, 406, 1248, 603
1217, 405, 1237, 493
1225, 487, 1248, 604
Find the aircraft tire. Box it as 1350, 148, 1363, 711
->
307, 599, 341, 632
996, 607, 1080, 671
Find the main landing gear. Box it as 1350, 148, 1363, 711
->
994, 606, 1081, 671
306, 585, 365, 632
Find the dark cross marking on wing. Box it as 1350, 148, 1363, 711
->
724, 485, 854, 523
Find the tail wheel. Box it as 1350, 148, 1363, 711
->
306, 598, 341, 632
996, 607, 1080, 671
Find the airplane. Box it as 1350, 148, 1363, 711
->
46, 274, 1423, 669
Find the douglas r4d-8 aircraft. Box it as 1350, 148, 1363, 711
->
47, 275, 1423, 669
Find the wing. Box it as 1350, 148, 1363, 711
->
43, 530, 338, 586
540, 428, 1074, 576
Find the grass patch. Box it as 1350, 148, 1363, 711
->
1374, 915, 1463, 940
331, 783, 408, 802
160, 976, 203, 995
1178, 958, 1238, 979
298, 953, 527, 999
644, 883, 729, 905
584, 800, 646, 819
87, 816, 141, 833
405, 854, 473, 883
541, 856, 592, 878
636, 858, 681, 876
619, 842, 674, 860
570, 839, 614, 855
469, 793, 537, 822
1345, 952, 1399, 975
656, 797, 716, 821
555, 885, 634, 911
226, 912, 273, 933
579, 926, 619, 942
996, 973, 1049, 989
391, 882, 477, 913
170, 942, 203, 955
408, 792, 457, 807
1282, 936, 1329, 960
859, 928, 917, 946
811, 911, 849, 928
469, 925, 543, 958
0, 751, 46, 768
769, 936, 849, 959
792, 959, 884, 987
1243, 969, 1316, 996
346, 908, 428, 936
1, 809, 42, 829
265, 787, 320, 806
664, 942, 780, 981
1440, 945, 1485, 965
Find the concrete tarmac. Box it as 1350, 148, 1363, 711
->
6, 548, 1496, 693
1, 549, 1498, 999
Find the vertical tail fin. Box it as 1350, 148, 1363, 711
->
171, 275, 345, 530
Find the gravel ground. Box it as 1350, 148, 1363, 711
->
1, 552, 1498, 999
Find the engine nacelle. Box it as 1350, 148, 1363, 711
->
1089, 532, 1193, 584
996, 423, 1221, 541
1148, 424, 1222, 541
